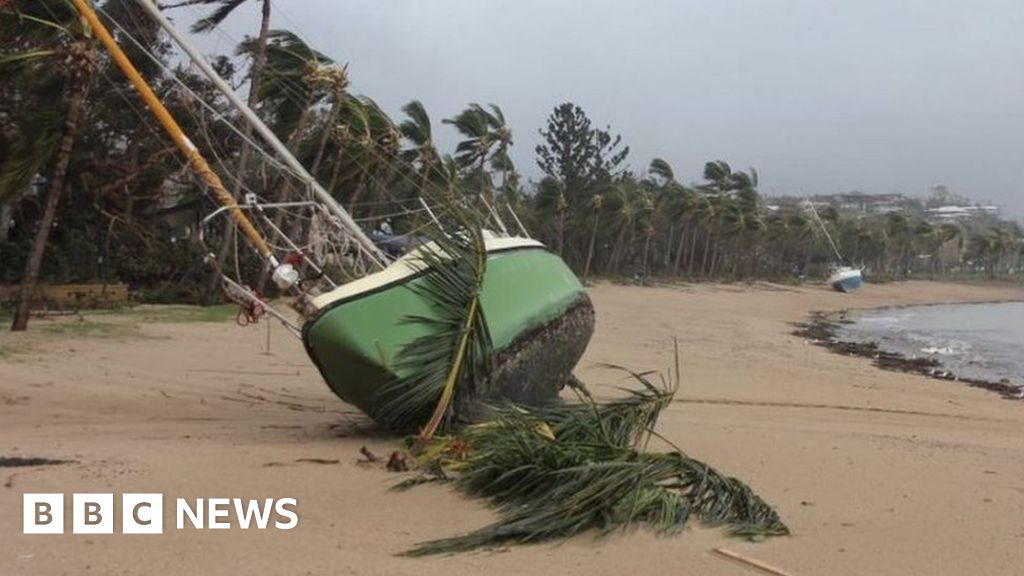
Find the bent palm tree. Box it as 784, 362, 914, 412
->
3, 0, 96, 331
582, 192, 604, 279
444, 103, 503, 196
184, 0, 274, 300
399, 100, 441, 191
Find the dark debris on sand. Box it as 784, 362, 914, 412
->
0, 457, 73, 468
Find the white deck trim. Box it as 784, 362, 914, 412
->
311, 235, 544, 310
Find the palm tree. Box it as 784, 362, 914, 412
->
886, 213, 911, 277
444, 103, 501, 195
361, 97, 403, 218
239, 30, 343, 292
917, 222, 961, 277
701, 160, 733, 193
486, 104, 514, 191
582, 192, 604, 279
648, 158, 677, 271
534, 177, 567, 257
237, 30, 336, 147
669, 187, 701, 275
604, 185, 641, 273
307, 65, 349, 178
969, 228, 1011, 279
330, 96, 399, 214
325, 96, 368, 201
3, 0, 96, 331
399, 100, 441, 191
693, 160, 765, 278
637, 192, 656, 275
184, 0, 273, 300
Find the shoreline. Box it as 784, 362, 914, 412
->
793, 301, 1024, 401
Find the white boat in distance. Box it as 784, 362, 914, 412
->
827, 266, 864, 293
802, 200, 864, 293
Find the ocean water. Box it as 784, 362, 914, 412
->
837, 302, 1024, 390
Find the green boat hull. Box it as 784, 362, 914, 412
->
301, 244, 593, 424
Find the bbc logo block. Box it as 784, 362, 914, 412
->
122, 493, 163, 534
24, 493, 164, 535
22, 494, 64, 534
23, 493, 297, 533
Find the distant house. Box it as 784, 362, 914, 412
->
925, 204, 1001, 223
799, 192, 912, 216
152, 197, 203, 241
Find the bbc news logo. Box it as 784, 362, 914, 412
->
23, 494, 298, 534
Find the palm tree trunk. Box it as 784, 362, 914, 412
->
702, 229, 714, 277
687, 226, 699, 275
254, 97, 317, 294
346, 174, 370, 212
663, 223, 674, 271
556, 208, 566, 257
641, 232, 652, 275
309, 99, 342, 178
673, 220, 687, 274
610, 225, 630, 273
478, 153, 488, 198
11, 78, 88, 331
204, 0, 273, 301
583, 211, 599, 279
326, 144, 346, 194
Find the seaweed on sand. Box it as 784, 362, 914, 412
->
794, 311, 1023, 400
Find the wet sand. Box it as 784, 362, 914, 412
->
2, 280, 1024, 575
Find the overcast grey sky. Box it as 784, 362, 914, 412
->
177, 0, 1024, 218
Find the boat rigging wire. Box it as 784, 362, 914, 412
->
164, 0, 485, 206
95, 3, 300, 179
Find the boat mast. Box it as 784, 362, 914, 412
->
802, 200, 845, 262
131, 0, 388, 268
70, 0, 279, 268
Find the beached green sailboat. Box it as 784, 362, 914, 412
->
304, 235, 593, 421
78, 0, 593, 429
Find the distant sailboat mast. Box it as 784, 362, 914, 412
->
802, 200, 845, 263
801, 200, 864, 292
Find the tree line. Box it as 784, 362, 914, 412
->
2, 0, 1022, 331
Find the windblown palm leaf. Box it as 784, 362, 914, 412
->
190, 0, 251, 33
399, 354, 789, 555
375, 200, 493, 443
649, 157, 675, 185
0, 102, 62, 201
236, 29, 334, 138
0, 0, 87, 201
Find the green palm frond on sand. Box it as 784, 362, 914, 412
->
372, 205, 786, 553
398, 351, 789, 555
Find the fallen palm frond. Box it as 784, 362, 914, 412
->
375, 199, 492, 445
397, 352, 789, 555
374, 205, 786, 553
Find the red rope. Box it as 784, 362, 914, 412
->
235, 295, 265, 326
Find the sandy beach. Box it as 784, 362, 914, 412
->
2, 280, 1023, 575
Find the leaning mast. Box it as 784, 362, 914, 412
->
70, 0, 281, 270
130, 0, 388, 268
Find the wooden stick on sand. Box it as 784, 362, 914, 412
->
713, 548, 797, 576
